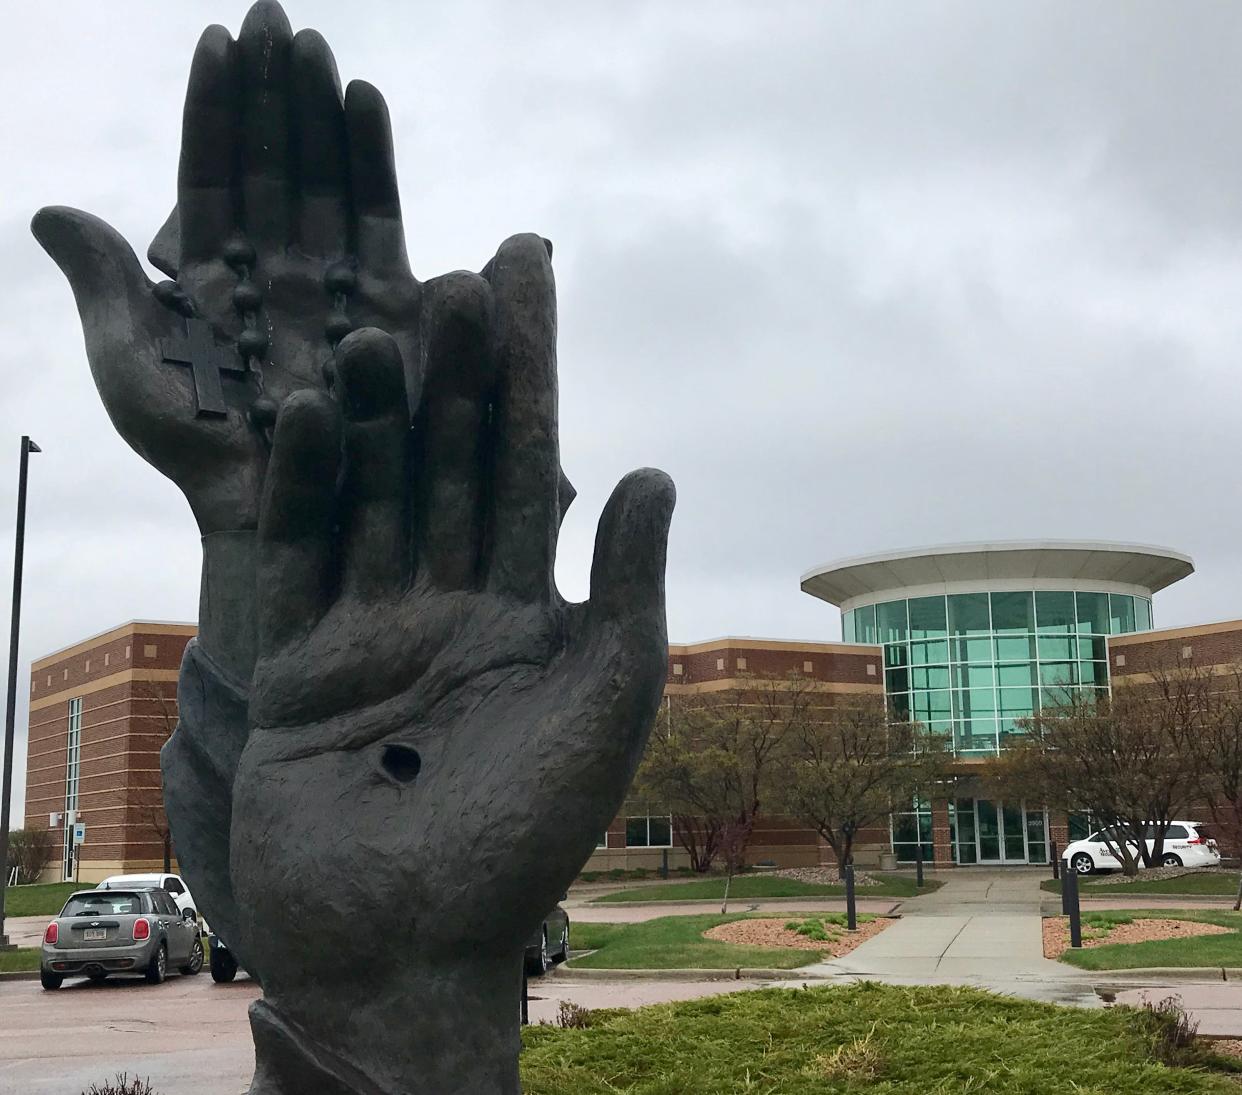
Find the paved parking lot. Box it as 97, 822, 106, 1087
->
0, 969, 788, 1094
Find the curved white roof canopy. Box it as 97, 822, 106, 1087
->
801, 540, 1194, 613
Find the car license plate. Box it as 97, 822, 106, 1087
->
83, 929, 106, 941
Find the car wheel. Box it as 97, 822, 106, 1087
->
145, 944, 167, 985
180, 938, 204, 976
526, 931, 550, 977
1161, 853, 1183, 868
210, 946, 238, 984
1071, 853, 1094, 875
39, 970, 62, 991
557, 922, 570, 962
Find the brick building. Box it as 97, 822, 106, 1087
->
23, 621, 194, 883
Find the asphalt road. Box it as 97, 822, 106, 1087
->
0, 968, 786, 1094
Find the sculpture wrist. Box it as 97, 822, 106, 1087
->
198, 528, 258, 687
248, 957, 524, 1095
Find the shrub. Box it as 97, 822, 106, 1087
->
1135, 994, 1199, 1066
6, 828, 54, 885
81, 1075, 159, 1095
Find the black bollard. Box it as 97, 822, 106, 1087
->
845, 862, 857, 931
521, 969, 529, 1026
1063, 864, 1082, 948
914, 838, 925, 888
660, 848, 669, 880
1050, 841, 1059, 880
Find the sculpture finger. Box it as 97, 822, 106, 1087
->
257, 390, 342, 653
238, 1, 294, 249
334, 328, 411, 599
416, 272, 494, 589
345, 80, 409, 275
178, 24, 239, 262
291, 29, 348, 259
483, 234, 559, 603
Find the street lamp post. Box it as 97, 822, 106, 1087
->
0, 436, 40, 948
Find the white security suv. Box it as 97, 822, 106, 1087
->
99, 873, 200, 924
1062, 821, 1220, 875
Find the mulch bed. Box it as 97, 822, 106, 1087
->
704, 917, 893, 958
1043, 916, 1231, 960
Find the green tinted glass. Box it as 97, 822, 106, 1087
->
912, 690, 952, 721
884, 643, 909, 668
948, 593, 990, 636
958, 720, 997, 752
1078, 661, 1108, 686
1078, 635, 1107, 660
908, 596, 947, 639
1075, 592, 1109, 635
953, 664, 995, 689
995, 635, 1037, 660
953, 688, 997, 717
877, 600, 909, 644
911, 666, 950, 690
998, 686, 1037, 717
1037, 635, 1077, 661
990, 591, 1034, 634
1035, 591, 1076, 633
1039, 661, 1077, 686
889, 693, 911, 719
949, 636, 993, 663
1109, 594, 1136, 634
997, 663, 1035, 687
855, 604, 878, 643
1040, 683, 1079, 709
910, 640, 950, 665
842, 610, 855, 643
1135, 598, 1153, 631
885, 667, 909, 693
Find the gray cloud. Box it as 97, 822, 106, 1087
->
5, 1, 1242, 820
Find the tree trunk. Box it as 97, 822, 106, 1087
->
1234, 870, 1242, 913
721, 858, 735, 915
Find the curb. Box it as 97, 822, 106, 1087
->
1090, 967, 1237, 984
549, 965, 828, 983
588, 898, 903, 911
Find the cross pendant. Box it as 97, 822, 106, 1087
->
160, 319, 250, 418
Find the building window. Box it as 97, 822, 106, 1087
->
803, 661, 813, 673
144, 644, 158, 658
625, 815, 673, 848
672, 663, 684, 676
737, 657, 747, 670
596, 833, 608, 849
891, 799, 933, 863
63, 697, 82, 880
716, 658, 725, 670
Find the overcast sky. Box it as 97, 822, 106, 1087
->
5, 1, 1242, 821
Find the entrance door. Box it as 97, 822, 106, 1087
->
975, 800, 1029, 864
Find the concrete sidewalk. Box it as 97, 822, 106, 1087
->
570, 898, 900, 923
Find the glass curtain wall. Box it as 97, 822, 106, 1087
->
843, 591, 1152, 757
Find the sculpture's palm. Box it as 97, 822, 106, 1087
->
32, 4, 418, 533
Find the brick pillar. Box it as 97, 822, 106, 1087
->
1048, 809, 1070, 864
931, 797, 954, 868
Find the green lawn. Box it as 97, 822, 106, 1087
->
570, 912, 874, 970
1056, 909, 1242, 970
520, 982, 1240, 1094
1042, 872, 1242, 898
3, 882, 78, 917
0, 948, 39, 973
591, 875, 938, 904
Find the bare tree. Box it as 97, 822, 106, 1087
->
989, 685, 1198, 876
775, 698, 948, 878
134, 681, 178, 873
6, 827, 54, 884
634, 674, 821, 911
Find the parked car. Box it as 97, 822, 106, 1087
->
1062, 821, 1221, 875
525, 906, 570, 976
40, 887, 203, 989
98, 873, 200, 925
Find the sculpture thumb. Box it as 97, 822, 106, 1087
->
587, 467, 676, 630
31, 205, 152, 317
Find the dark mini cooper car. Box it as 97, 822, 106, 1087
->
40, 887, 203, 989
526, 906, 570, 976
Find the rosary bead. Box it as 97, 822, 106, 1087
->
249, 395, 279, 430
238, 328, 269, 360
153, 280, 194, 316
223, 237, 256, 269
325, 314, 353, 344
232, 283, 263, 313
324, 262, 357, 295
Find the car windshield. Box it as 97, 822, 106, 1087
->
61, 892, 143, 917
